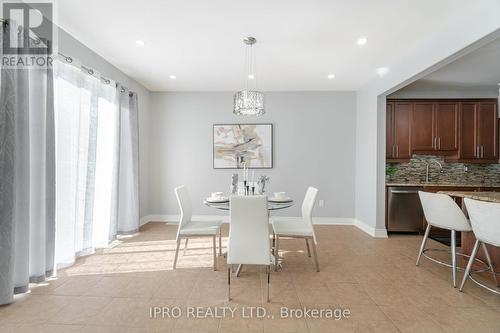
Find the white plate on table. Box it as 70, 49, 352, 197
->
268, 197, 293, 203
206, 197, 229, 203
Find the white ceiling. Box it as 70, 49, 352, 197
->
57, 0, 468, 92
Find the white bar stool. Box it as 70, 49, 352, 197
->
460, 198, 500, 294
417, 191, 485, 287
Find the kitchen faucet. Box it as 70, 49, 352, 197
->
424, 159, 443, 183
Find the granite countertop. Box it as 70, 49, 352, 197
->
437, 191, 500, 203
386, 182, 500, 188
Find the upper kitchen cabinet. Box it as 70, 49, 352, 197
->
411, 102, 434, 151
410, 101, 459, 154
434, 102, 459, 152
387, 102, 412, 160
459, 100, 498, 162
387, 99, 498, 163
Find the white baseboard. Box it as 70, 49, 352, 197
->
139, 214, 386, 238
353, 218, 388, 238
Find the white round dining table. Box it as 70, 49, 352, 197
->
203, 199, 294, 210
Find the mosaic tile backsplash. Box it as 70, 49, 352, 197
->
387, 155, 500, 186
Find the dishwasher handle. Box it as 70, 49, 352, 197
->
390, 189, 420, 194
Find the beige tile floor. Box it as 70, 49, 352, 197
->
2, 222, 500, 332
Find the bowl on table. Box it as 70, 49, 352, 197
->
268, 192, 292, 203
206, 192, 229, 203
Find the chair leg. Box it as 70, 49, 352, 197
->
482, 243, 498, 287
266, 265, 271, 303
227, 265, 231, 301
305, 238, 311, 257
236, 264, 243, 277
311, 238, 320, 272
173, 238, 181, 269
272, 232, 276, 256
451, 230, 457, 288
213, 235, 217, 271
274, 235, 280, 271
219, 229, 222, 256
416, 224, 431, 266
183, 238, 189, 256
460, 240, 481, 292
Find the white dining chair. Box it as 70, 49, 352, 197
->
460, 198, 500, 294
173, 185, 223, 270
227, 195, 272, 302
417, 191, 472, 287
271, 187, 319, 272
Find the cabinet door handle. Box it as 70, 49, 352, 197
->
392, 146, 395, 158
481, 146, 484, 158
396, 145, 399, 157
438, 137, 441, 150
433, 137, 436, 149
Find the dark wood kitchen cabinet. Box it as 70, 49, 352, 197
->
387, 99, 497, 163
460, 102, 477, 160
411, 102, 434, 151
435, 102, 459, 151
411, 101, 459, 154
459, 100, 498, 162
477, 101, 498, 160
386, 102, 412, 160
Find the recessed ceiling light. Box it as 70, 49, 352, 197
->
135, 40, 145, 47
376, 67, 389, 77
327, 73, 336, 80
248, 74, 255, 80
357, 37, 367, 46
169, 75, 177, 80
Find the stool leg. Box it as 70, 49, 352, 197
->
482, 243, 498, 287
460, 240, 480, 292
416, 224, 431, 266
451, 230, 457, 288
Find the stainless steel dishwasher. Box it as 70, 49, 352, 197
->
387, 186, 424, 233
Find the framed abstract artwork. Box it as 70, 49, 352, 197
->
213, 123, 273, 169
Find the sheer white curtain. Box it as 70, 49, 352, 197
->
54, 60, 140, 268
54, 61, 119, 267
0, 20, 55, 305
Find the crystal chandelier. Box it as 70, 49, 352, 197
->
233, 37, 265, 116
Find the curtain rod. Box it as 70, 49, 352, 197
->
57, 51, 134, 95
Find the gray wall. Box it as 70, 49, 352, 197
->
149, 91, 357, 218
58, 29, 151, 217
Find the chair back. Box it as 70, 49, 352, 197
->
464, 198, 500, 247
227, 195, 270, 265
418, 191, 471, 231
302, 187, 319, 243
174, 185, 192, 239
